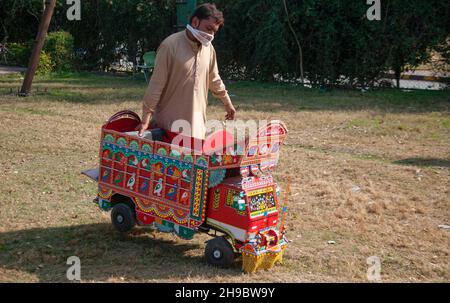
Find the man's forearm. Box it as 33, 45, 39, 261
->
220, 94, 233, 107
141, 111, 152, 125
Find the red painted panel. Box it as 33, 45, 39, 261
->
165, 175, 178, 186
103, 118, 140, 133
136, 211, 156, 225
207, 185, 249, 231
180, 179, 191, 190
101, 157, 113, 168
126, 166, 138, 174
139, 169, 151, 179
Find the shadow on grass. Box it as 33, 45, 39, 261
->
0, 223, 242, 282
393, 158, 450, 168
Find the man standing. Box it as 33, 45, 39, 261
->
137, 3, 236, 140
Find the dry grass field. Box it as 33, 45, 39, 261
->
0, 72, 449, 282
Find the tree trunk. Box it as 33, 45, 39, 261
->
394, 67, 401, 89
20, 0, 56, 96
282, 0, 304, 85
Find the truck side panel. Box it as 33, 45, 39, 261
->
98, 129, 209, 230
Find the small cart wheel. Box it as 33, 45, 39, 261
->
205, 237, 235, 268
111, 203, 136, 233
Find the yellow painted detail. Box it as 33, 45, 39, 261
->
247, 187, 273, 197
241, 246, 286, 273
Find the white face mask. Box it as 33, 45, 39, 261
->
186, 24, 214, 47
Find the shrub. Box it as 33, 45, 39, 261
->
43, 31, 75, 72
2, 42, 54, 74
1, 42, 31, 66
36, 51, 55, 75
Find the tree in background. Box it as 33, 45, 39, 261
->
53, 0, 175, 70
212, 0, 292, 81
1, 0, 448, 87
383, 0, 450, 88
0, 0, 43, 44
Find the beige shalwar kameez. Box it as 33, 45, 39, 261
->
142, 30, 232, 139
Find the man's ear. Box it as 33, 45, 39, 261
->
191, 17, 200, 28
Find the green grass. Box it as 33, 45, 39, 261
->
2, 72, 448, 111
224, 80, 449, 113
442, 118, 450, 129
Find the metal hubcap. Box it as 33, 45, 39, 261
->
213, 249, 222, 259
117, 214, 124, 224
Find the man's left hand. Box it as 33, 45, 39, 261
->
224, 102, 236, 120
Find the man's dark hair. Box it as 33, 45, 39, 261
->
190, 3, 224, 26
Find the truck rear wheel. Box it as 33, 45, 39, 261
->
111, 203, 136, 233
205, 237, 234, 268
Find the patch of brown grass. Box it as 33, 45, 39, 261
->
0, 75, 449, 282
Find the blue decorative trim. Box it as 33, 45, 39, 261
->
102, 141, 193, 171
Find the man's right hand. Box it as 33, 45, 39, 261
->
136, 122, 150, 137
136, 113, 152, 136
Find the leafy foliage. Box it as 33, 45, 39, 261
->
214, 0, 449, 86
1, 0, 448, 87
44, 31, 75, 72
36, 50, 55, 75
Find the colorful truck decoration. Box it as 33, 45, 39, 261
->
82, 110, 289, 273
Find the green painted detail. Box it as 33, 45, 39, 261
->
155, 222, 173, 233
162, 220, 174, 229
211, 153, 221, 164
142, 144, 152, 153
196, 156, 208, 167
114, 152, 123, 161
99, 199, 111, 211
127, 155, 138, 166
102, 142, 193, 172
223, 190, 246, 216
113, 172, 123, 184
157, 148, 167, 156
129, 140, 139, 150
237, 200, 247, 212
232, 196, 246, 215
104, 134, 114, 143
251, 207, 277, 218
208, 169, 226, 188
184, 154, 194, 163
116, 137, 127, 146
170, 149, 181, 159
175, 225, 195, 240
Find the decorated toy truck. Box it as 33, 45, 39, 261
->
82, 110, 289, 273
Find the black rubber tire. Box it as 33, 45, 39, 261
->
205, 237, 235, 268
111, 203, 136, 233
